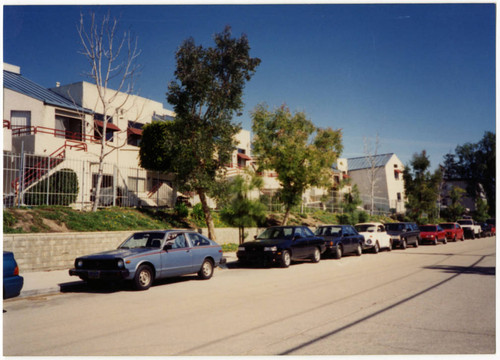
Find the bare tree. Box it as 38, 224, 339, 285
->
77, 11, 141, 212
363, 134, 381, 216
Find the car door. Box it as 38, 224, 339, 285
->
187, 232, 212, 270
291, 227, 309, 258
340, 226, 354, 253
159, 232, 193, 277
303, 226, 320, 254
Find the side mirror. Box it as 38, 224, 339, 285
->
254, 235, 257, 240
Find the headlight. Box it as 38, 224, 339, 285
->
76, 260, 83, 268
366, 239, 372, 245
117, 260, 124, 268
238, 247, 245, 251
264, 246, 278, 252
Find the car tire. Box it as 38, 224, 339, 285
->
387, 241, 392, 251
133, 264, 153, 291
198, 259, 214, 280
453, 235, 457, 242
373, 242, 380, 254
443, 237, 447, 244
311, 247, 321, 263
433, 238, 438, 245
333, 245, 342, 260
414, 238, 419, 248
401, 239, 407, 250
356, 243, 362, 256
280, 250, 291, 268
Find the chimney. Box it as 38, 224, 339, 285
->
56, 82, 60, 87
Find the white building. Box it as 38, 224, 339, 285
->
343, 153, 406, 214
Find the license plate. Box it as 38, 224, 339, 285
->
88, 271, 100, 279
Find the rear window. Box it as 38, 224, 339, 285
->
440, 223, 454, 229
385, 223, 404, 231
419, 226, 437, 232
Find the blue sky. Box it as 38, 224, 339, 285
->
3, 3, 496, 169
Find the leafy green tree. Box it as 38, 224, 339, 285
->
443, 131, 495, 216
403, 151, 443, 222
220, 173, 267, 244
341, 184, 364, 224
140, 26, 260, 240
474, 198, 489, 223
24, 168, 79, 206
444, 186, 466, 221
251, 104, 343, 225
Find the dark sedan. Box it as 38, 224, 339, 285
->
236, 226, 326, 268
315, 225, 365, 259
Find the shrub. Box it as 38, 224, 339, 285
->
24, 168, 78, 206
174, 202, 189, 218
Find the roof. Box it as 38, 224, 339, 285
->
346, 153, 395, 171
3, 70, 91, 113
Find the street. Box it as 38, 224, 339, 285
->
3, 236, 495, 356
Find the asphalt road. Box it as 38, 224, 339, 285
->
3, 236, 496, 356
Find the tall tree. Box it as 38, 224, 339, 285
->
363, 134, 382, 216
442, 131, 495, 217
140, 26, 260, 240
403, 150, 442, 222
77, 12, 141, 212
251, 104, 343, 225
445, 186, 466, 221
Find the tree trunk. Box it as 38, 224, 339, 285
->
92, 142, 106, 212
282, 205, 291, 226
198, 190, 216, 241
239, 227, 244, 245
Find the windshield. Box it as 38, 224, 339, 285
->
315, 226, 342, 237
119, 232, 165, 249
355, 225, 376, 233
419, 226, 437, 232
257, 227, 294, 240
440, 223, 454, 229
385, 223, 404, 231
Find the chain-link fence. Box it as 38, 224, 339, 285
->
3, 151, 176, 210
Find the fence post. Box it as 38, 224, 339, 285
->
81, 161, 85, 211
113, 165, 117, 207
46, 155, 51, 206
18, 142, 25, 207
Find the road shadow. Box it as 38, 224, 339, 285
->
59, 274, 202, 294
423, 264, 495, 276
225, 260, 308, 270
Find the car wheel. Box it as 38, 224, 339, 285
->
443, 237, 447, 244
333, 245, 342, 260
356, 243, 362, 256
373, 242, 380, 254
401, 239, 407, 250
461, 234, 465, 241
133, 264, 153, 291
453, 235, 457, 242
311, 247, 321, 263
433, 238, 438, 245
198, 259, 214, 280
387, 241, 392, 251
280, 250, 291, 268
414, 238, 419, 248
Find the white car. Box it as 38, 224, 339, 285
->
355, 222, 392, 253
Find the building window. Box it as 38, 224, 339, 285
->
397, 192, 402, 201
128, 177, 145, 193
127, 121, 144, 147
11, 110, 31, 134
55, 108, 84, 141
394, 169, 402, 180
94, 114, 119, 142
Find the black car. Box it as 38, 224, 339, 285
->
385, 222, 421, 249
315, 225, 365, 259
236, 226, 326, 268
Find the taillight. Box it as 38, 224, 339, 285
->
13, 265, 19, 276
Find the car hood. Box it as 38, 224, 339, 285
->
240, 239, 290, 249
78, 248, 160, 260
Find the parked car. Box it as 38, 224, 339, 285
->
480, 223, 493, 237
354, 222, 392, 253
419, 225, 447, 245
69, 230, 225, 290
315, 225, 365, 259
237, 226, 325, 268
457, 219, 481, 239
3, 251, 24, 299
385, 222, 420, 249
439, 222, 465, 242
486, 218, 496, 236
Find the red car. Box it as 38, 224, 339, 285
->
419, 224, 447, 245
439, 222, 465, 242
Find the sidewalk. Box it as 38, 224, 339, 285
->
15, 252, 238, 298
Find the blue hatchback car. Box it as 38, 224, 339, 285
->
69, 230, 225, 290
3, 251, 24, 299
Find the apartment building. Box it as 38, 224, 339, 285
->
343, 153, 406, 214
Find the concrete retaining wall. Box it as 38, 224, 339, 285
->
3, 227, 262, 273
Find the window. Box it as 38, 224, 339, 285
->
94, 114, 118, 141
128, 177, 145, 192
55, 108, 84, 140
397, 192, 402, 201
303, 227, 314, 237
188, 233, 210, 246
11, 110, 31, 134
127, 121, 144, 146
